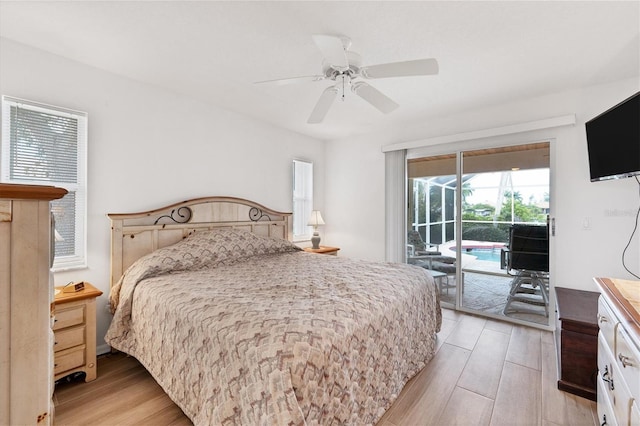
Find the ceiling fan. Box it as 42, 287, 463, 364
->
255, 34, 439, 124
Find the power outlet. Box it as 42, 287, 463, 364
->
582, 217, 591, 230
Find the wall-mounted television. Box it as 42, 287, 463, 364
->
585, 91, 639, 182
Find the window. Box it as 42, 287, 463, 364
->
292, 160, 313, 241
1, 96, 87, 270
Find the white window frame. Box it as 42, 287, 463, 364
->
292, 159, 313, 242
1, 96, 87, 271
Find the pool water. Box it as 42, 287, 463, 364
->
464, 248, 502, 262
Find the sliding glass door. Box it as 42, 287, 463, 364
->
407, 154, 461, 308
406, 142, 551, 327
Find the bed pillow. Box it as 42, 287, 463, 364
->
182, 227, 302, 264
109, 228, 300, 312
149, 227, 301, 274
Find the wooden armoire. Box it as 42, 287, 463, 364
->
0, 183, 67, 425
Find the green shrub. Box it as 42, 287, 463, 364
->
462, 225, 508, 242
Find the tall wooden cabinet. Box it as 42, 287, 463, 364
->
0, 183, 67, 425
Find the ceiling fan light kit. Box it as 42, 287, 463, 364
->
256, 34, 438, 124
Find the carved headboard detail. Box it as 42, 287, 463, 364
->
108, 196, 291, 289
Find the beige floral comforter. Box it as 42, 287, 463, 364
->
105, 229, 441, 425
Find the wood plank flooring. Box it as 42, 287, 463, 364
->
54, 308, 598, 425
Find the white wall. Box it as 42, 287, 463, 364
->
0, 38, 326, 353
325, 78, 640, 293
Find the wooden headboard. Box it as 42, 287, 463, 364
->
108, 196, 292, 289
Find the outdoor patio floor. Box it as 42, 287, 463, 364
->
438, 271, 549, 326
410, 240, 550, 326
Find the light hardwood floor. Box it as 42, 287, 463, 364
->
54, 308, 598, 425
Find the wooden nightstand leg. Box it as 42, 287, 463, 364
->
84, 298, 98, 382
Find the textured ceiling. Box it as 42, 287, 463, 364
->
1, 1, 638, 141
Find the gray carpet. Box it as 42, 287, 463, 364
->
438, 271, 549, 325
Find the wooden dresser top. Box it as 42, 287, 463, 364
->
0, 183, 67, 201
555, 287, 599, 328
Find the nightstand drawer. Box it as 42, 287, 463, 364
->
54, 346, 85, 375
53, 305, 85, 330
54, 326, 85, 352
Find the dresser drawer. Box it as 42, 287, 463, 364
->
597, 374, 618, 426
598, 297, 618, 351
615, 326, 640, 401
53, 305, 85, 330
54, 346, 85, 375
631, 400, 640, 426
598, 332, 635, 426
598, 334, 616, 403
612, 376, 634, 426
54, 326, 85, 352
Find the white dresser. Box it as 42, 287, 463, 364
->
0, 183, 67, 426
595, 277, 640, 426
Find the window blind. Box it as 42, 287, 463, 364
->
385, 149, 406, 263
8, 106, 79, 183
292, 160, 313, 241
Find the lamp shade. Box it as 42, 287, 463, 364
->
307, 210, 325, 227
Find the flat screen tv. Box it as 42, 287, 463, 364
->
585, 91, 639, 182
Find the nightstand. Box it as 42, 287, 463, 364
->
53, 282, 103, 382
555, 287, 598, 401
303, 246, 340, 256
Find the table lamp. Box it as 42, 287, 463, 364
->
307, 210, 325, 249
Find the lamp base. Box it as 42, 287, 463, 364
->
311, 231, 321, 249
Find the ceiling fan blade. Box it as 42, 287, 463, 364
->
361, 58, 439, 79
254, 75, 325, 86
351, 82, 399, 114
307, 86, 338, 124
312, 34, 349, 70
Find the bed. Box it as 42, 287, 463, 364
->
105, 196, 441, 425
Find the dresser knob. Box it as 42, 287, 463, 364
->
618, 353, 634, 368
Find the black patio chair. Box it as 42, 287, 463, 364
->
501, 224, 549, 316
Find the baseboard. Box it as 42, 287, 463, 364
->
97, 343, 111, 356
